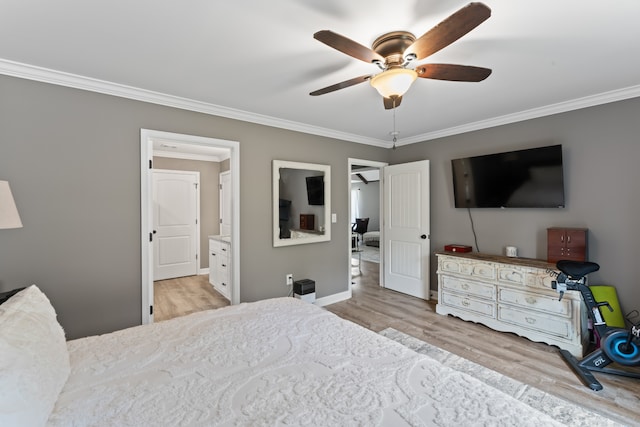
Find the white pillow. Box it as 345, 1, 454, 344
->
0, 285, 70, 426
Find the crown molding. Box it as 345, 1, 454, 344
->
400, 84, 640, 146
0, 59, 387, 147
2, 58, 639, 149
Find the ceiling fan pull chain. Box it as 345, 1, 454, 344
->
391, 99, 398, 150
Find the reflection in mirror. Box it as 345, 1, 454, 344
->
273, 160, 331, 247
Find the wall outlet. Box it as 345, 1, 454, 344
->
286, 274, 293, 286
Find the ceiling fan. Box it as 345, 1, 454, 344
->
310, 2, 492, 109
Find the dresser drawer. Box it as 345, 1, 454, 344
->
497, 265, 526, 286
524, 271, 556, 291
498, 287, 571, 317
209, 238, 222, 252
439, 256, 495, 281
217, 279, 230, 298
498, 305, 572, 339
219, 242, 230, 256
441, 291, 495, 318
459, 262, 496, 281
440, 257, 463, 274
441, 275, 495, 299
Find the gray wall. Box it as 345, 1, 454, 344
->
391, 97, 640, 314
152, 157, 221, 269
2, 73, 639, 338
0, 75, 388, 339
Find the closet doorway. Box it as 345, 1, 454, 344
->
141, 129, 240, 324
349, 159, 386, 291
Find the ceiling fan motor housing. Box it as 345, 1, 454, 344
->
371, 31, 416, 67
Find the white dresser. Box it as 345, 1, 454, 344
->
436, 252, 587, 357
209, 236, 231, 301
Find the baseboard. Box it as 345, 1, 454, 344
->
315, 289, 352, 307
430, 289, 438, 300
199, 268, 210, 276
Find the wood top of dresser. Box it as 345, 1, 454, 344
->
435, 251, 556, 270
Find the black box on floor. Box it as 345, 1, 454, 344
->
293, 279, 315, 295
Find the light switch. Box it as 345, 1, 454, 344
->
331, 213, 337, 223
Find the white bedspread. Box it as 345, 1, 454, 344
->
49, 298, 564, 426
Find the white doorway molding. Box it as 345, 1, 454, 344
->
141, 129, 240, 324
348, 158, 387, 292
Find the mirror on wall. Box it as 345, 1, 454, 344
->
273, 160, 331, 247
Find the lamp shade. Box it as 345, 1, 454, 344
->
0, 181, 23, 229
370, 68, 418, 98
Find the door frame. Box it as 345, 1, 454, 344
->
141, 129, 240, 324
347, 158, 387, 291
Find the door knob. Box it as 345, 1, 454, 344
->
420, 234, 427, 239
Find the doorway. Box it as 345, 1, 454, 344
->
141, 129, 240, 324
348, 158, 431, 300
349, 159, 386, 290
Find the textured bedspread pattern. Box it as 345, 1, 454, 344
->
49, 298, 568, 426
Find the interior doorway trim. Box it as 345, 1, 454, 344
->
141, 129, 240, 324
348, 158, 387, 291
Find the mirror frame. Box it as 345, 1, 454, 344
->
273, 160, 331, 247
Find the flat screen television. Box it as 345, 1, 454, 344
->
305, 175, 324, 205
451, 144, 565, 208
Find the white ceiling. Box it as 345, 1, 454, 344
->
2, 0, 640, 148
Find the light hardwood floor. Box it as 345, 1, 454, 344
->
328, 260, 640, 426
153, 274, 229, 322
155, 265, 639, 425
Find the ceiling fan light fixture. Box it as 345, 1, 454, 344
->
370, 68, 418, 98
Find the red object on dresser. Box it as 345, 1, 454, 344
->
444, 244, 472, 253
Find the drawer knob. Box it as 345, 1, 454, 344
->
461, 283, 469, 290
462, 300, 470, 307
525, 317, 536, 324
525, 297, 536, 304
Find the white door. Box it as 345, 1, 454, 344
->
153, 170, 199, 281
219, 171, 231, 236
383, 160, 430, 299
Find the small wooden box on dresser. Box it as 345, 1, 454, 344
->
209, 236, 231, 301
547, 227, 588, 263
436, 251, 588, 357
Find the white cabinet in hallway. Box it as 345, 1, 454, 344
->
209, 236, 231, 301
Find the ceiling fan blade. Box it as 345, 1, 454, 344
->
310, 75, 371, 96
314, 30, 384, 64
416, 64, 492, 82
383, 96, 402, 110
405, 2, 491, 61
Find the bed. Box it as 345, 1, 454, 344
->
1, 285, 568, 426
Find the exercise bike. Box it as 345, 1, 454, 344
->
550, 260, 640, 391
